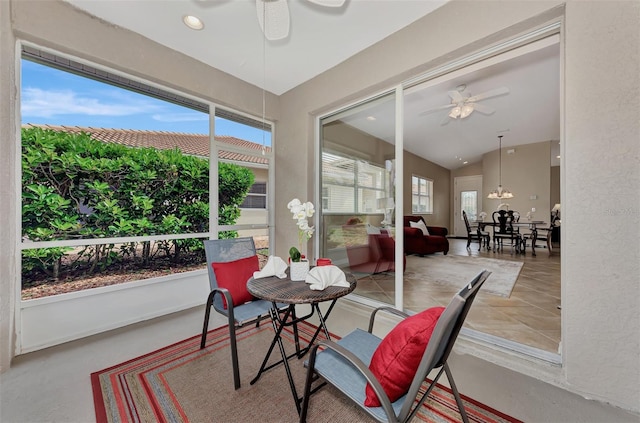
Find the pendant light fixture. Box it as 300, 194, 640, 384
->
487, 135, 514, 199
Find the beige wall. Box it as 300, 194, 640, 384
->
403, 150, 450, 228
483, 141, 552, 219
1, 0, 639, 415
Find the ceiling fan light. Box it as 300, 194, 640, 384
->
460, 103, 474, 118
448, 106, 461, 119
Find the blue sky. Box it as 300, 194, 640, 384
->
21, 59, 271, 145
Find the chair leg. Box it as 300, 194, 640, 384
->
227, 311, 241, 390
200, 291, 216, 349
299, 345, 319, 423
444, 363, 470, 423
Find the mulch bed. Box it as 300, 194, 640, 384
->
21, 254, 269, 300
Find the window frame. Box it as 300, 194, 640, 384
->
321, 150, 387, 215
411, 174, 433, 214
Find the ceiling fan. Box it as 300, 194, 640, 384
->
257, 0, 346, 41
420, 84, 510, 125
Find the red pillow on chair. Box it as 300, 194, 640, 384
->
364, 306, 445, 407
211, 255, 259, 309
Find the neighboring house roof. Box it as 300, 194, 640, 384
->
23, 124, 269, 166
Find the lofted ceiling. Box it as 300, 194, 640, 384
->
62, 0, 560, 170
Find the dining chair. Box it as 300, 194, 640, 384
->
522, 220, 558, 257
462, 210, 490, 250
491, 210, 521, 254
299, 270, 491, 423
200, 237, 282, 390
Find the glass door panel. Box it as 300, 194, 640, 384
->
319, 92, 396, 306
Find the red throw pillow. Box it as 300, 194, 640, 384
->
364, 306, 445, 407
211, 255, 259, 309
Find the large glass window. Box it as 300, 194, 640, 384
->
20, 48, 272, 299
411, 175, 433, 214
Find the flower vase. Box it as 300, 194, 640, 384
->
290, 259, 310, 281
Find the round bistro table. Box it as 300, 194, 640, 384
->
246, 269, 357, 414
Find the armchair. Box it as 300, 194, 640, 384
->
343, 224, 405, 274
403, 216, 449, 256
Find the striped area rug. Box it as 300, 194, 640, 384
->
91, 320, 522, 423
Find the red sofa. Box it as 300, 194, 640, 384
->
403, 216, 449, 256
343, 225, 405, 274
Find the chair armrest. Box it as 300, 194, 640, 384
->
427, 226, 448, 237
307, 341, 397, 422
368, 306, 409, 333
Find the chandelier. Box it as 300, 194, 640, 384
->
487, 135, 514, 199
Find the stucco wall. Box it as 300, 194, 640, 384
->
277, 0, 639, 413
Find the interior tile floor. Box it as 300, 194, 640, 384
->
353, 238, 561, 354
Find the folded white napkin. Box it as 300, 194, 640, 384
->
253, 255, 288, 279
305, 265, 350, 291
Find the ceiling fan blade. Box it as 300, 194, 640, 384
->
448, 90, 465, 103
440, 114, 452, 126
467, 86, 510, 103
471, 102, 496, 115
256, 0, 290, 41
418, 103, 455, 116
307, 0, 346, 6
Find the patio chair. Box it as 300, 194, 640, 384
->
200, 237, 283, 390
299, 270, 491, 423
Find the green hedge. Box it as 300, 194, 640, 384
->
21, 127, 254, 280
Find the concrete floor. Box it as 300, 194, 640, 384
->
0, 302, 638, 422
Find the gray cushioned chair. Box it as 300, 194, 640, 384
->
200, 237, 284, 390
299, 270, 491, 423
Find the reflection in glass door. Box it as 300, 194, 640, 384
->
318, 91, 397, 306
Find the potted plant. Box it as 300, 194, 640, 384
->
287, 199, 314, 281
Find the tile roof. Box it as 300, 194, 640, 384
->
23, 124, 270, 166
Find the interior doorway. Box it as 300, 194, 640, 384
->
453, 175, 483, 237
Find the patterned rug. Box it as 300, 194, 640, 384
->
92, 320, 522, 423
404, 254, 523, 297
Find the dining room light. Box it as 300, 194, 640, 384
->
487, 135, 514, 199
183, 15, 204, 30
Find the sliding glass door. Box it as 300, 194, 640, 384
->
318, 91, 398, 306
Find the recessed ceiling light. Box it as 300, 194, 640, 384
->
366, 116, 376, 121
463, 161, 468, 164
183, 15, 204, 30
556, 155, 561, 159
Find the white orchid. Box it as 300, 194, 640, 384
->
288, 198, 315, 251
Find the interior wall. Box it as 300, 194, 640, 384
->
403, 150, 450, 228
482, 141, 552, 218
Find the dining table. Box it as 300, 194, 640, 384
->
246, 268, 357, 414
477, 220, 547, 256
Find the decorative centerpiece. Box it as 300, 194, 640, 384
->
478, 211, 487, 222
287, 198, 315, 281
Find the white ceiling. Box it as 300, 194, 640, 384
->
62, 0, 560, 170
63, 0, 447, 95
